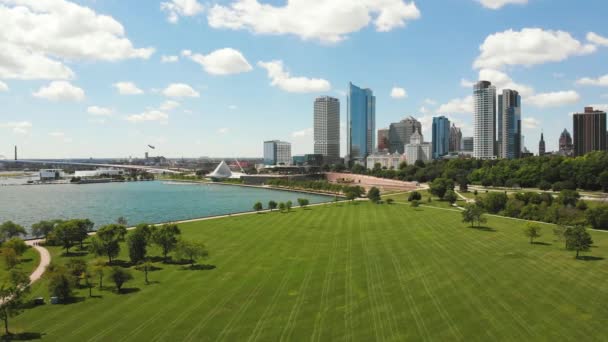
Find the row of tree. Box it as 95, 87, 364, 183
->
348, 151, 608, 192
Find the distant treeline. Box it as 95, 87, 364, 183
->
354, 151, 608, 192
266, 179, 360, 195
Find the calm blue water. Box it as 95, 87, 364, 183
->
0, 181, 332, 230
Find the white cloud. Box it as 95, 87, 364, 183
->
390, 87, 407, 99
0, 0, 154, 80
258, 60, 331, 93
527, 90, 580, 108
228, 105, 237, 110
576, 74, 608, 87
160, 100, 181, 111
217, 127, 229, 134
113, 82, 144, 95
49, 131, 72, 143
478, 68, 534, 97
589, 104, 608, 111
587, 32, 608, 47
474, 28, 596, 70
208, 0, 420, 43
87, 106, 113, 116
161, 0, 204, 23
0, 81, 7, 92
33, 81, 85, 102
126, 110, 169, 123
602, 94, 608, 99
419, 106, 429, 114
162, 83, 200, 98
460, 79, 475, 88
522, 117, 540, 129
182, 48, 252, 75
437, 96, 474, 114
476, 0, 527, 10
161, 55, 179, 63
1, 121, 32, 134
292, 128, 313, 138
424, 98, 437, 105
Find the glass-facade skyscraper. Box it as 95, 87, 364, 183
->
498, 89, 521, 159
474, 81, 497, 160
432, 116, 450, 159
347, 82, 375, 165
263, 140, 292, 165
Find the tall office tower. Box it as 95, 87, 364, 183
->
263, 140, 292, 165
473, 81, 497, 159
347, 82, 375, 165
404, 129, 432, 164
314, 96, 340, 164
377, 128, 389, 152
559, 129, 574, 156
432, 116, 450, 159
573, 107, 607, 156
388, 116, 421, 154
538, 133, 546, 156
498, 89, 521, 159
462, 137, 474, 152
449, 124, 462, 152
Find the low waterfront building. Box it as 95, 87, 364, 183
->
74, 168, 124, 178
39, 169, 64, 181
366, 152, 403, 170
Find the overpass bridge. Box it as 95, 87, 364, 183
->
0, 159, 183, 174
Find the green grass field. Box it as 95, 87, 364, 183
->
0, 247, 39, 284
12, 202, 608, 341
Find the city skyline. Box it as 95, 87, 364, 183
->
2, 1, 608, 159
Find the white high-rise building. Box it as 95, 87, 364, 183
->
404, 129, 431, 164
474, 81, 497, 159
314, 96, 340, 163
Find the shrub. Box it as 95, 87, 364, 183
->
408, 191, 422, 202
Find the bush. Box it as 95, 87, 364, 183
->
386, 198, 394, 205
367, 187, 381, 203
478, 192, 508, 214
408, 191, 422, 202
586, 206, 608, 230
538, 181, 551, 191
444, 190, 457, 204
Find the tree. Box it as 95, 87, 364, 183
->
176, 240, 209, 267
1, 248, 18, 270
0, 270, 30, 335
268, 200, 277, 211
66, 258, 87, 287
152, 224, 181, 262
138, 261, 153, 285
585, 206, 608, 230
286, 201, 293, 212
91, 259, 106, 291
116, 217, 128, 226
367, 187, 381, 203
297, 198, 310, 208
565, 225, 594, 259
408, 191, 422, 202
479, 192, 508, 214
90, 224, 126, 264
3, 238, 27, 256
538, 180, 552, 191
109, 267, 133, 293
410, 200, 420, 208
386, 198, 394, 205
557, 190, 580, 207
47, 265, 74, 302
72, 219, 94, 249
31, 220, 58, 239
52, 220, 80, 254
127, 224, 152, 264
462, 204, 486, 228
0, 222, 26, 242
600, 170, 608, 192
278, 202, 286, 212
253, 202, 263, 213
444, 190, 457, 204
430, 178, 454, 200
523, 224, 542, 244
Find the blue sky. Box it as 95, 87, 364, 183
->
1, 0, 608, 159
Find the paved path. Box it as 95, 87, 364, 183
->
25, 239, 50, 284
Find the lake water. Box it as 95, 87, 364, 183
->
0, 181, 333, 231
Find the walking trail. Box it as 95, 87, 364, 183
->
25, 239, 50, 284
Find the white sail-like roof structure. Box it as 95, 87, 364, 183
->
207, 160, 244, 179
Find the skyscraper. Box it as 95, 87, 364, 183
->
388, 116, 421, 154
498, 89, 521, 159
347, 82, 375, 165
573, 107, 607, 156
432, 116, 450, 159
449, 124, 462, 152
473, 81, 497, 159
405, 129, 432, 164
314, 96, 340, 164
264, 140, 292, 165
538, 133, 545, 156
559, 129, 574, 156
462, 137, 474, 152
377, 128, 389, 152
